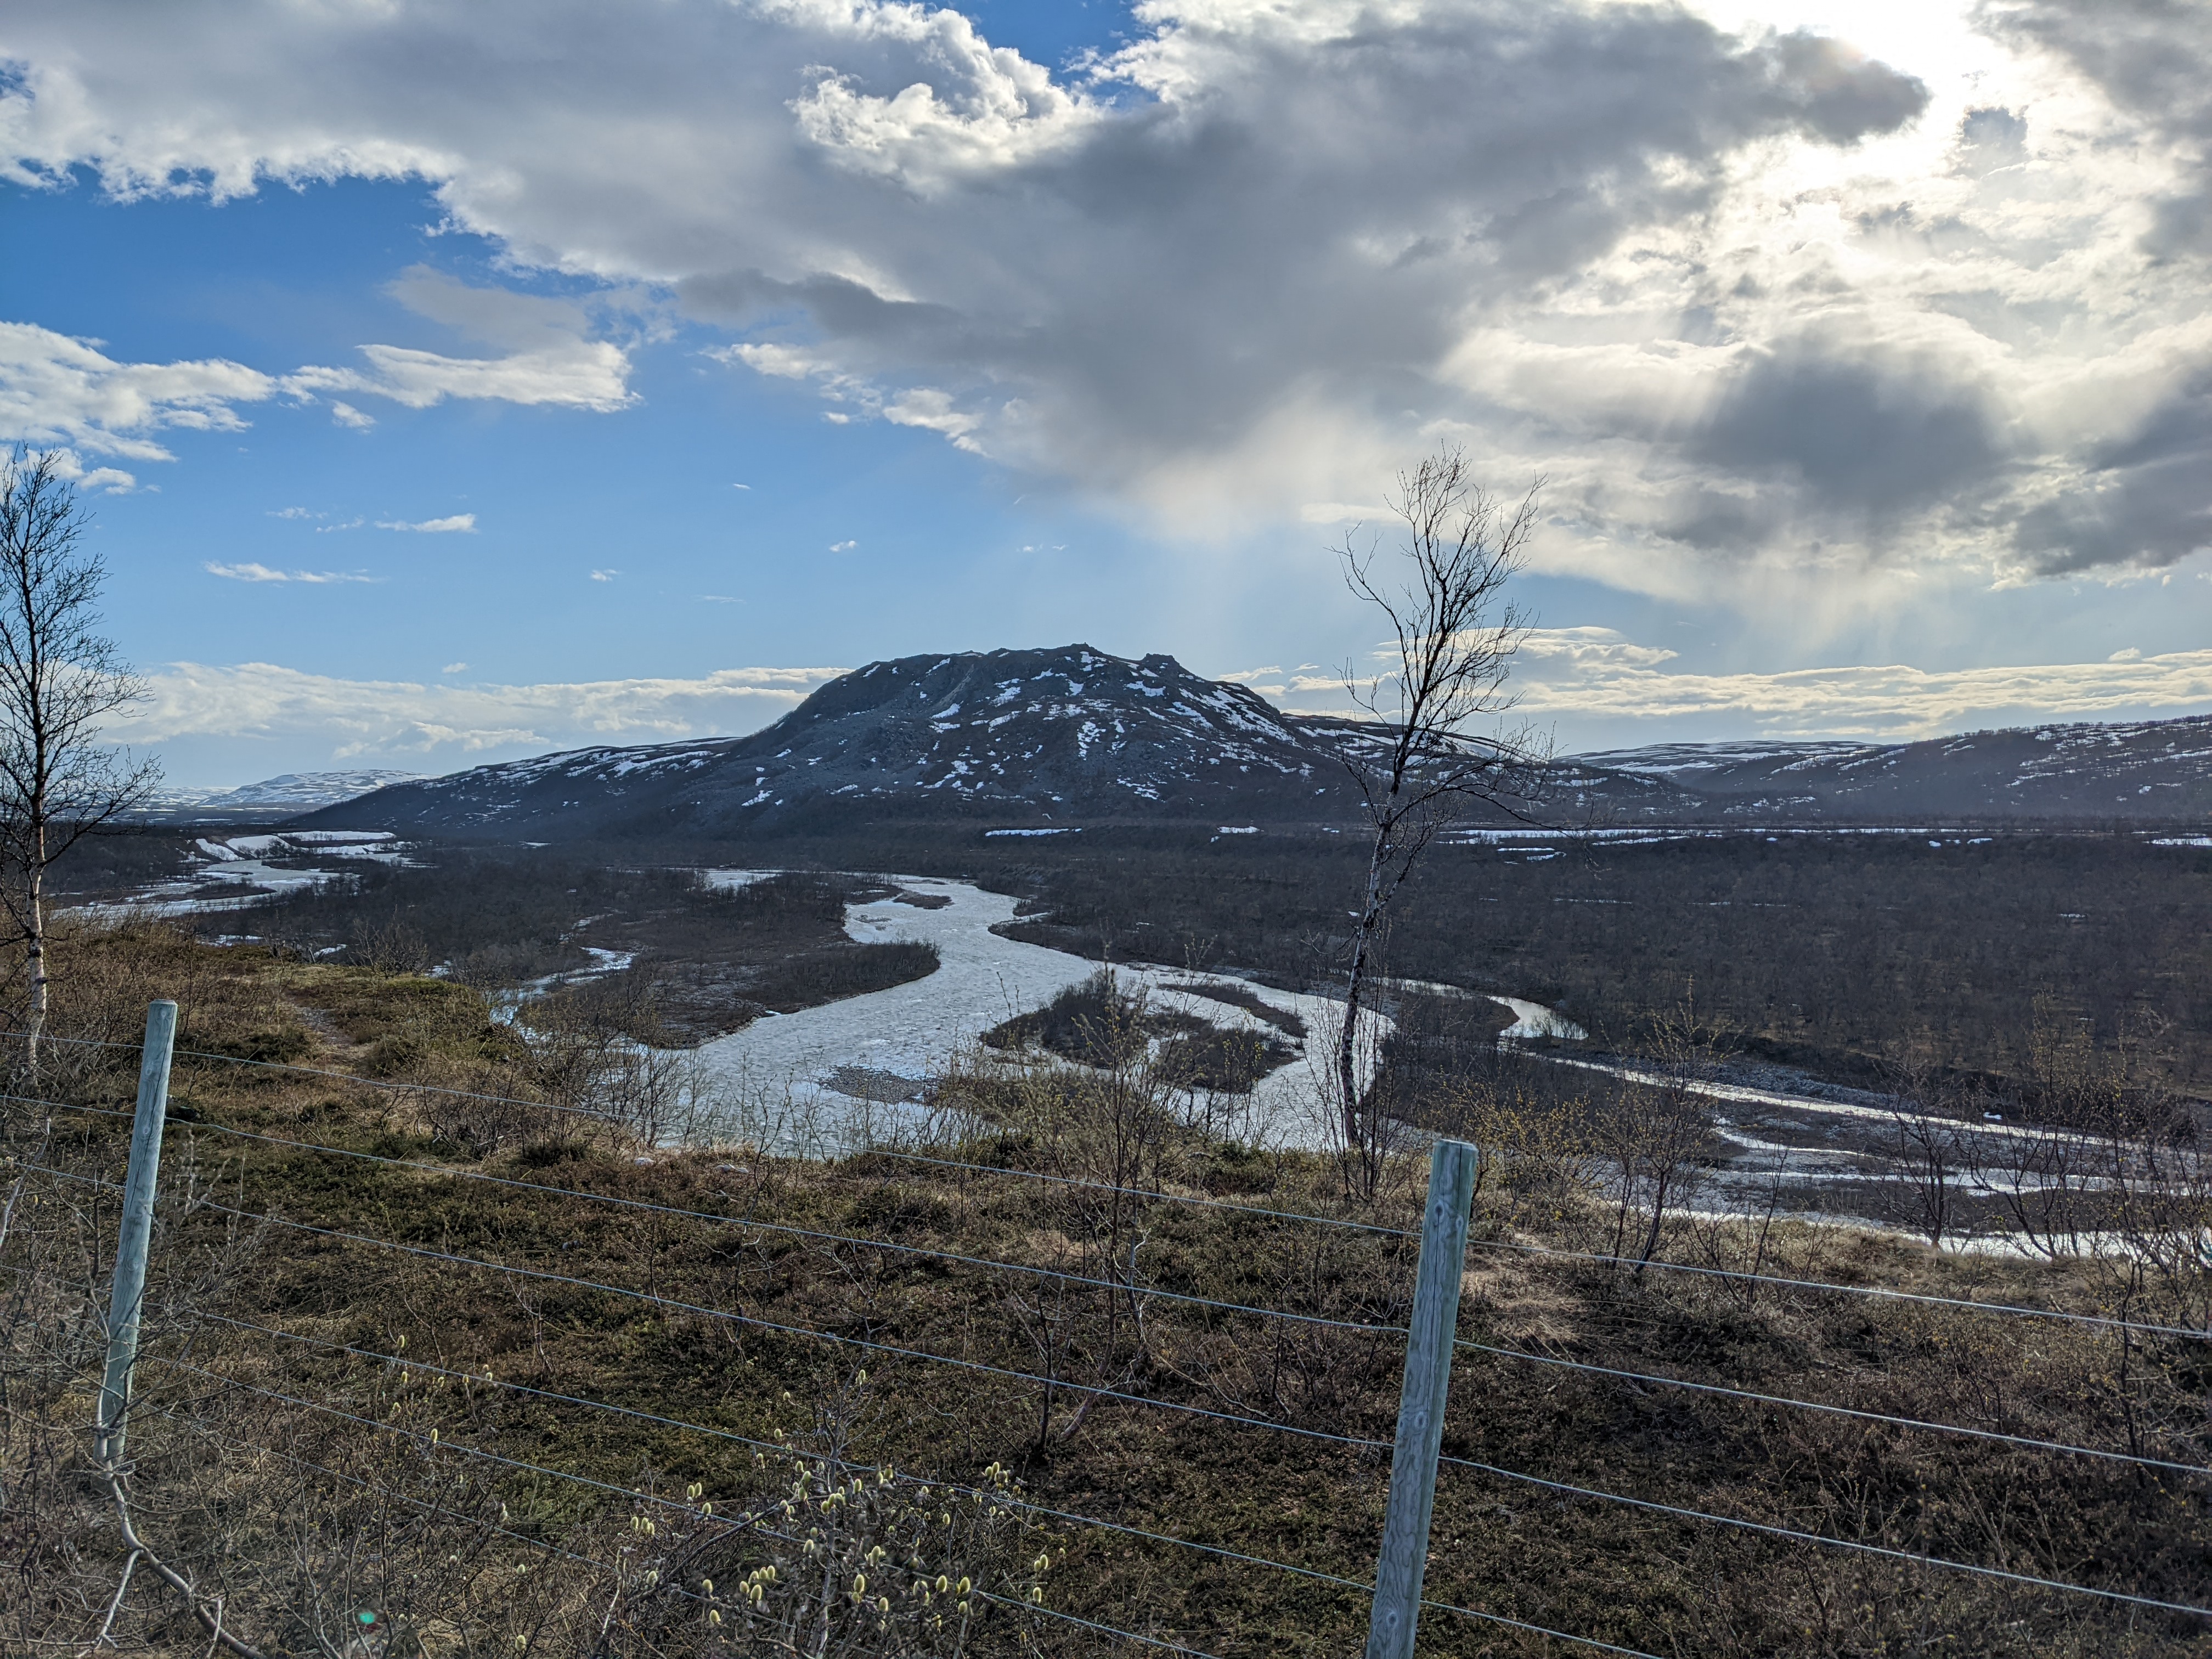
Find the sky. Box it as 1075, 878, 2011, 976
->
2, 0, 2209, 787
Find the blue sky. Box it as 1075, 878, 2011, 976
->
3, 0, 2209, 786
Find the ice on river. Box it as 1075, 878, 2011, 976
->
85, 830, 409, 921
1489, 996, 1588, 1041
690, 877, 1369, 1155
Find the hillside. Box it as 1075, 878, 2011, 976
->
301, 646, 1420, 837
7, 927, 2207, 1656
298, 646, 2212, 838
1568, 715, 2212, 821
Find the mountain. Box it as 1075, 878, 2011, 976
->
136, 770, 425, 822
296, 647, 2212, 839
300, 647, 1395, 837
1566, 717, 2212, 821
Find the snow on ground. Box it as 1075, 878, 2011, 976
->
82, 831, 410, 919
699, 868, 785, 891
690, 876, 1369, 1154
1489, 996, 1588, 1040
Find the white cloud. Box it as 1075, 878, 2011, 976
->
204, 561, 376, 584
287, 340, 630, 414
113, 661, 851, 763
1508, 629, 2212, 738
285, 269, 636, 415
377, 514, 476, 533
441, 662, 469, 674
2, 0, 2207, 598
589, 568, 617, 581
1, 279, 625, 473
828, 540, 856, 552
0, 320, 275, 487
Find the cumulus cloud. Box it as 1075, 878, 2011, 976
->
114, 663, 850, 763
0, 0, 2204, 591
377, 514, 477, 533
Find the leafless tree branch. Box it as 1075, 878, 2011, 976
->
1329, 447, 1548, 1187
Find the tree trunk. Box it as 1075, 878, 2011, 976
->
1336, 831, 1390, 1150
1635, 1167, 1669, 1272
24, 817, 43, 1078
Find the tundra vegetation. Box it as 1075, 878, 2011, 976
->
1, 890, 2207, 1655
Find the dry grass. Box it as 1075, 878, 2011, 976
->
1, 925, 2207, 1655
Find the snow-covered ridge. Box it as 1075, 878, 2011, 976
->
1567, 713, 2212, 822
289, 648, 2212, 838
300, 645, 1390, 834
140, 770, 423, 816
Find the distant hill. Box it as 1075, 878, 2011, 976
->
137, 770, 424, 823
296, 647, 2212, 838
1565, 717, 2212, 822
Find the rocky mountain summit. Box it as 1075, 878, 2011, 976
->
302, 646, 1395, 836
300, 646, 2212, 838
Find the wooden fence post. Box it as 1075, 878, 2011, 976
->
95, 1000, 178, 1467
1364, 1137, 1477, 1659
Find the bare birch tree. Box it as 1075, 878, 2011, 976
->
1330, 448, 1543, 1179
0, 449, 159, 1068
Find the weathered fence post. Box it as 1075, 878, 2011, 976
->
95, 1000, 178, 1467
1364, 1137, 1477, 1659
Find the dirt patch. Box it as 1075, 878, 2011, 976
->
823, 1065, 931, 1103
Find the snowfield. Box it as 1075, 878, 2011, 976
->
690, 876, 1373, 1154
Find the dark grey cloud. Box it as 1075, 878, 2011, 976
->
2013, 374, 2212, 573
679, 4, 1926, 483
1695, 346, 1999, 516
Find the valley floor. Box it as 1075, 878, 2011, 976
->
687, 875, 1365, 1153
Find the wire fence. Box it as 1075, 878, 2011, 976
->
46, 1093, 2212, 1480
11, 1029, 2211, 1656
21, 1026, 2207, 1338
